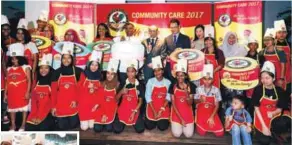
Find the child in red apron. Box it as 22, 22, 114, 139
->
114, 59, 145, 134
169, 59, 196, 138
225, 95, 252, 145
4, 43, 32, 131
51, 42, 84, 130
16, 19, 39, 81
261, 28, 287, 90
26, 54, 55, 131
200, 25, 225, 88
252, 61, 289, 145
195, 64, 224, 137
145, 56, 171, 131
94, 58, 120, 133
78, 50, 103, 131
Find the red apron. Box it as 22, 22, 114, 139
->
264, 48, 286, 89
55, 74, 78, 117
146, 86, 170, 121
276, 44, 291, 84
225, 110, 247, 131
170, 87, 194, 125
27, 84, 51, 125
117, 88, 139, 125
6, 66, 29, 109
195, 95, 223, 134
95, 87, 118, 124
78, 78, 101, 121
24, 47, 34, 68
201, 53, 220, 88
254, 86, 281, 133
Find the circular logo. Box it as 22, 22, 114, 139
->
93, 42, 111, 51
204, 104, 210, 108
106, 97, 111, 102
180, 98, 185, 102
107, 9, 128, 31
54, 13, 67, 25
64, 84, 70, 89
218, 14, 231, 27
89, 88, 95, 94
39, 93, 44, 98
226, 59, 251, 69
127, 96, 132, 101
12, 75, 17, 80
177, 51, 198, 60
74, 45, 83, 54
34, 38, 45, 47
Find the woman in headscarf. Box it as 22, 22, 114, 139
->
220, 31, 248, 57
94, 23, 113, 42
64, 29, 86, 46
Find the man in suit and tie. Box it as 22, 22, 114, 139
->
142, 25, 167, 83
164, 19, 191, 82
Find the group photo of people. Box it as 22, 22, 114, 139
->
1, 0, 291, 145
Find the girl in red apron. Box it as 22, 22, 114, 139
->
145, 56, 171, 131
26, 54, 55, 131
16, 19, 39, 81
200, 26, 225, 88
51, 42, 84, 130
261, 28, 287, 90
114, 59, 145, 134
252, 61, 289, 145
169, 59, 196, 138
225, 95, 252, 145
5, 43, 32, 131
94, 58, 120, 133
78, 50, 102, 131
195, 64, 224, 137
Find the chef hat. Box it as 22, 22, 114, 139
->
107, 58, 119, 73
274, 19, 286, 32
261, 61, 275, 76
38, 10, 49, 22
62, 42, 74, 55
247, 36, 258, 44
152, 56, 163, 69
17, 18, 28, 29
2, 15, 9, 25
1, 134, 13, 144
126, 59, 138, 71
264, 28, 275, 39
39, 53, 53, 66
89, 50, 103, 63
9, 43, 25, 57
204, 25, 215, 38
202, 64, 213, 78
175, 59, 187, 73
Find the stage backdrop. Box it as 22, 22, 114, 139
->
214, 1, 263, 50
96, 3, 212, 40
49, 1, 95, 44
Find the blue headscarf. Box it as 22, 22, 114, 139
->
84, 61, 102, 80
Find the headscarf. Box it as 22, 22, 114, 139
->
102, 72, 119, 90
84, 61, 102, 80
64, 29, 86, 46
36, 66, 54, 85
220, 31, 248, 57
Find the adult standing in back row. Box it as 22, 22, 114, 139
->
164, 19, 191, 83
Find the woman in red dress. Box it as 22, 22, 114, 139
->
78, 50, 103, 131
64, 29, 86, 46
94, 23, 113, 42
4, 43, 31, 131
51, 42, 84, 130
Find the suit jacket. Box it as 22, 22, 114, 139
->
142, 37, 167, 61
164, 33, 191, 55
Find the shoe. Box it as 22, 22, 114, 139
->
3, 116, 10, 124
18, 128, 25, 132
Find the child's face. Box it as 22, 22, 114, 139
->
264, 38, 273, 47
106, 71, 115, 81
261, 72, 274, 86
176, 72, 186, 83
248, 43, 258, 52
154, 68, 163, 79
12, 57, 19, 66
231, 98, 244, 110
202, 77, 213, 87
126, 67, 136, 79
90, 61, 99, 72
204, 38, 213, 48
40, 65, 50, 77
276, 31, 287, 40
16, 29, 24, 41
62, 54, 72, 66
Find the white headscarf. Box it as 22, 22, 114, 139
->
220, 31, 248, 57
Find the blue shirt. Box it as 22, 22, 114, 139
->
225, 107, 252, 123
145, 77, 171, 103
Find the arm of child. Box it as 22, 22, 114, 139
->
224, 107, 233, 128
255, 107, 271, 136
244, 109, 252, 133
208, 101, 219, 128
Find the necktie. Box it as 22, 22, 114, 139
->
173, 34, 177, 44
151, 38, 155, 47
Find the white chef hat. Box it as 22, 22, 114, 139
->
38, 10, 49, 22
126, 59, 138, 71
89, 50, 103, 63
204, 25, 215, 38
247, 36, 258, 44
152, 56, 163, 70
9, 43, 25, 57
107, 58, 119, 73
17, 18, 28, 29
1, 134, 13, 144
175, 59, 187, 73
202, 64, 214, 78
274, 19, 286, 32
261, 61, 275, 76
1, 15, 9, 25
264, 28, 275, 39
62, 42, 74, 55
39, 53, 53, 66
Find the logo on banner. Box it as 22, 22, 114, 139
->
107, 9, 129, 31
177, 51, 198, 60
226, 59, 251, 69
218, 14, 231, 27
54, 13, 67, 25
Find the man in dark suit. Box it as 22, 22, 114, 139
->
164, 19, 191, 82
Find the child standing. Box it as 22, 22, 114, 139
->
225, 95, 252, 145
195, 64, 224, 137
5, 43, 32, 131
